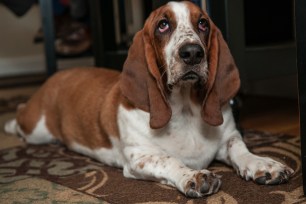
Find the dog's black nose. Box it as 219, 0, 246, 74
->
179, 44, 204, 65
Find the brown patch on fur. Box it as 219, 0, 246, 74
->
138, 162, 145, 169
227, 137, 237, 149
16, 68, 122, 149
120, 95, 135, 110
16, 92, 43, 135
254, 170, 266, 179
100, 82, 122, 139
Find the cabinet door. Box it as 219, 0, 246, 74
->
296, 0, 306, 195
208, 0, 297, 97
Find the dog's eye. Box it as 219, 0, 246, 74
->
198, 18, 208, 32
158, 19, 170, 33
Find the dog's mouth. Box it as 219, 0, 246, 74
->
167, 65, 208, 90
181, 71, 200, 81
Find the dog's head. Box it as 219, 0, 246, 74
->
120, 1, 240, 129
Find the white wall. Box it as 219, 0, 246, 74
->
0, 4, 94, 77
0, 4, 45, 77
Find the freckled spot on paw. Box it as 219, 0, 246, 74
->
271, 171, 279, 179
255, 170, 265, 178
195, 173, 205, 186
227, 137, 237, 149
130, 154, 134, 159
138, 162, 145, 169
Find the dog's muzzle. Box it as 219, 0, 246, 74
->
181, 71, 200, 81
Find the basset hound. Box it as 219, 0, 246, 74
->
5, 1, 294, 198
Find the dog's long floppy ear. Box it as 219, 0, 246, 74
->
120, 30, 172, 129
202, 21, 240, 126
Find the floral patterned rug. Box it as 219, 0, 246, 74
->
0, 97, 304, 204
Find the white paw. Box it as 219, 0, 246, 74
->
4, 119, 17, 135
236, 154, 294, 185
180, 170, 222, 198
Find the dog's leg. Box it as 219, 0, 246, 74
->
123, 146, 221, 198
5, 114, 55, 145
4, 119, 18, 135
4, 102, 56, 145
216, 134, 294, 185
4, 104, 26, 135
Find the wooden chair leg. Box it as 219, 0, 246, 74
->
39, 0, 57, 76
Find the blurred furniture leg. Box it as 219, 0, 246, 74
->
39, 0, 57, 76
87, 0, 171, 69
296, 0, 306, 195
88, 0, 105, 67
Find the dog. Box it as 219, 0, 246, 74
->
4, 1, 294, 198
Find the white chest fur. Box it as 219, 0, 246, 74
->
118, 85, 226, 170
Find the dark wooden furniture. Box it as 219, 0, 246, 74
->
210, 0, 296, 97
295, 0, 306, 195
38, 0, 171, 75
88, 0, 170, 69
39, 0, 57, 75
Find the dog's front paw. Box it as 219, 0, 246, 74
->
237, 154, 294, 185
183, 170, 222, 198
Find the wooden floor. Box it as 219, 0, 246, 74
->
239, 95, 300, 136
0, 85, 300, 136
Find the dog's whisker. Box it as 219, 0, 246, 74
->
160, 68, 167, 79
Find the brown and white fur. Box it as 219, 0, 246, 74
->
4, 1, 294, 198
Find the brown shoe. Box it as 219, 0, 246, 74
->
55, 21, 91, 57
